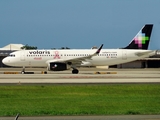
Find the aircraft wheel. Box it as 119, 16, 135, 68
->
21, 71, 25, 74
44, 71, 47, 74
72, 69, 79, 74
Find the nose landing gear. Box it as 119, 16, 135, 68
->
21, 66, 25, 74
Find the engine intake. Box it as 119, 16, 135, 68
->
48, 62, 68, 71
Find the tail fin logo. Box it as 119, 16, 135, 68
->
134, 31, 149, 48
122, 24, 153, 50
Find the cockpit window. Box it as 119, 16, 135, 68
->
8, 54, 15, 57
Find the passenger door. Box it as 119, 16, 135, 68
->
20, 50, 25, 61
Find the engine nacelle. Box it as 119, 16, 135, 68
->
48, 62, 69, 71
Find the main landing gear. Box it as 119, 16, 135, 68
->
21, 66, 25, 74
72, 69, 79, 74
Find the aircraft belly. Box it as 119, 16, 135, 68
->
81, 61, 93, 66
91, 58, 110, 66
91, 57, 139, 66
14, 61, 46, 67
28, 61, 46, 67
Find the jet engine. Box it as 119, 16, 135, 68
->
48, 62, 70, 71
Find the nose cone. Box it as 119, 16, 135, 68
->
2, 57, 14, 66
2, 57, 9, 66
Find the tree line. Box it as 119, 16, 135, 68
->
21, 44, 70, 50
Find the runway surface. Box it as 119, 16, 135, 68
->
0, 68, 160, 84
0, 68, 160, 120
1, 115, 160, 120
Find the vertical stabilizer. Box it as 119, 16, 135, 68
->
123, 24, 153, 50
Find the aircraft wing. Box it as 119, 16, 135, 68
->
135, 50, 155, 57
46, 44, 103, 65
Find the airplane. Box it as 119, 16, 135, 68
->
2, 24, 155, 74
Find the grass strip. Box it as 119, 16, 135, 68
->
0, 84, 160, 116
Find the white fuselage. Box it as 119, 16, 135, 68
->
2, 49, 155, 67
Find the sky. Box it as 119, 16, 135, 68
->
0, 0, 160, 49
